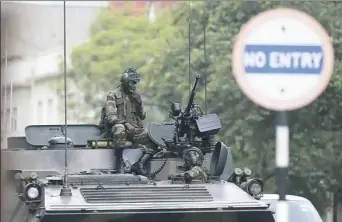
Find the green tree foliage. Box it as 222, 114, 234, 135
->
65, 0, 342, 214
62, 3, 179, 123
141, 0, 342, 214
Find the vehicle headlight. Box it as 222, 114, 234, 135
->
243, 179, 264, 197
248, 181, 262, 195
27, 187, 39, 199
30, 172, 38, 180
247, 179, 263, 196
234, 168, 243, 175
243, 167, 252, 176
24, 183, 42, 201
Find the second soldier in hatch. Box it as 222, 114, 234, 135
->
100, 68, 159, 176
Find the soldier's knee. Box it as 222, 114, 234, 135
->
133, 127, 147, 135
112, 124, 125, 132
140, 128, 148, 134
112, 124, 126, 139
135, 128, 149, 138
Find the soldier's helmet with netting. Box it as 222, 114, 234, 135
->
120, 68, 141, 84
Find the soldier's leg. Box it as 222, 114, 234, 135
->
111, 124, 132, 148
132, 128, 159, 154
130, 128, 159, 176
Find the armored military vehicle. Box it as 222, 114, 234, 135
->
2, 124, 275, 222
1, 75, 275, 222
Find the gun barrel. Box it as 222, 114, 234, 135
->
185, 74, 200, 115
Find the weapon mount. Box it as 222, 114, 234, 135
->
156, 74, 222, 183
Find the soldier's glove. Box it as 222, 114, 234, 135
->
130, 92, 143, 106
124, 122, 136, 135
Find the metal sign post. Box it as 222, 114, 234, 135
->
232, 8, 334, 222
275, 111, 289, 222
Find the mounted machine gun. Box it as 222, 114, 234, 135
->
148, 74, 227, 183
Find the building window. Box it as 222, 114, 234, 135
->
47, 99, 54, 124
1, 107, 17, 132
1, 85, 10, 105
6, 108, 10, 131
37, 100, 43, 124
48, 99, 54, 110
11, 107, 17, 131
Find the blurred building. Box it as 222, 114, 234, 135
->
0, 1, 179, 149
1, 1, 108, 148
110, 1, 178, 14
110, 1, 179, 22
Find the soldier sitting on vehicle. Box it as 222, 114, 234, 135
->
99, 68, 159, 176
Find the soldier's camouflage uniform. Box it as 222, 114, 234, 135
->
184, 166, 208, 182
100, 68, 158, 175
105, 88, 157, 154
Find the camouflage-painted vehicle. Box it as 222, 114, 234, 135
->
1, 100, 275, 222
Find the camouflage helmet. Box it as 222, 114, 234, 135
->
120, 68, 140, 84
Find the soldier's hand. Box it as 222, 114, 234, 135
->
124, 122, 136, 134
130, 92, 142, 105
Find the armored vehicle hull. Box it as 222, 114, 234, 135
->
1, 124, 275, 222
3, 176, 275, 222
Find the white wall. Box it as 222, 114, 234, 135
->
1, 1, 107, 148
1, 1, 108, 58
0, 64, 81, 148
29, 79, 60, 126
1, 78, 62, 148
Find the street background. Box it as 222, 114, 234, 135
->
1, 1, 341, 221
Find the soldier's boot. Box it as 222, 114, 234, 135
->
131, 153, 153, 176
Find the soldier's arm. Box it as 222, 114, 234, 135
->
137, 97, 146, 120
139, 98, 146, 120
105, 92, 121, 125
132, 92, 146, 120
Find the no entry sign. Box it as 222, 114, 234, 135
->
232, 8, 334, 111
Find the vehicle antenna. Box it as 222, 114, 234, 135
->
203, 2, 208, 114
188, 1, 191, 96
60, 0, 72, 197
